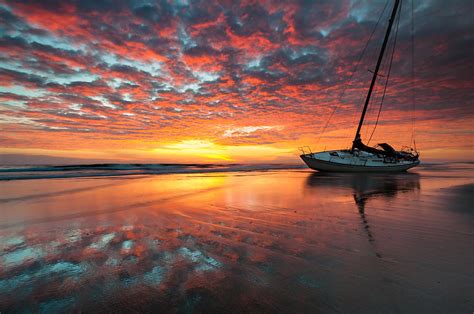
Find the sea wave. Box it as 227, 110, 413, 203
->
0, 163, 305, 180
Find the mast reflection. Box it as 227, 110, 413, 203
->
305, 172, 420, 256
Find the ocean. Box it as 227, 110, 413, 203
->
0, 163, 304, 180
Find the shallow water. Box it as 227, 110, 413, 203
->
0, 163, 473, 312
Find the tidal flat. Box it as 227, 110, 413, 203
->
0, 163, 473, 313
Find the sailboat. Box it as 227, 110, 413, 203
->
300, 0, 420, 172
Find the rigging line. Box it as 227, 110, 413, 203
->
362, 70, 382, 140
410, 0, 417, 150
363, 26, 394, 141
367, 0, 402, 145
363, 35, 391, 141
315, 0, 389, 147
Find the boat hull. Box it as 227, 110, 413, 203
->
301, 154, 420, 173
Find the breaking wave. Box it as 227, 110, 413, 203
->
0, 163, 305, 180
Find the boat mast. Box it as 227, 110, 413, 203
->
352, 0, 400, 149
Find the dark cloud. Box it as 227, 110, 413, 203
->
0, 68, 47, 86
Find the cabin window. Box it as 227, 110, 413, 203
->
330, 152, 339, 157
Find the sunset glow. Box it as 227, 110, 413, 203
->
0, 1, 472, 163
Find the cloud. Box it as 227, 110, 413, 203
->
0, 0, 472, 160
223, 126, 280, 137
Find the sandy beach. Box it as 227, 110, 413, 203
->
0, 162, 473, 313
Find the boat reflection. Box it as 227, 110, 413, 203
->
305, 172, 420, 255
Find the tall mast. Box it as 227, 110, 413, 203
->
352, 0, 400, 149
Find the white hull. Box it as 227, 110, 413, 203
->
301, 150, 419, 173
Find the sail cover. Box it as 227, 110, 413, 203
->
377, 143, 397, 155
352, 138, 395, 156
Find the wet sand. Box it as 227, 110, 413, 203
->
0, 163, 473, 313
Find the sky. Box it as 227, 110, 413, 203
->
0, 0, 473, 164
